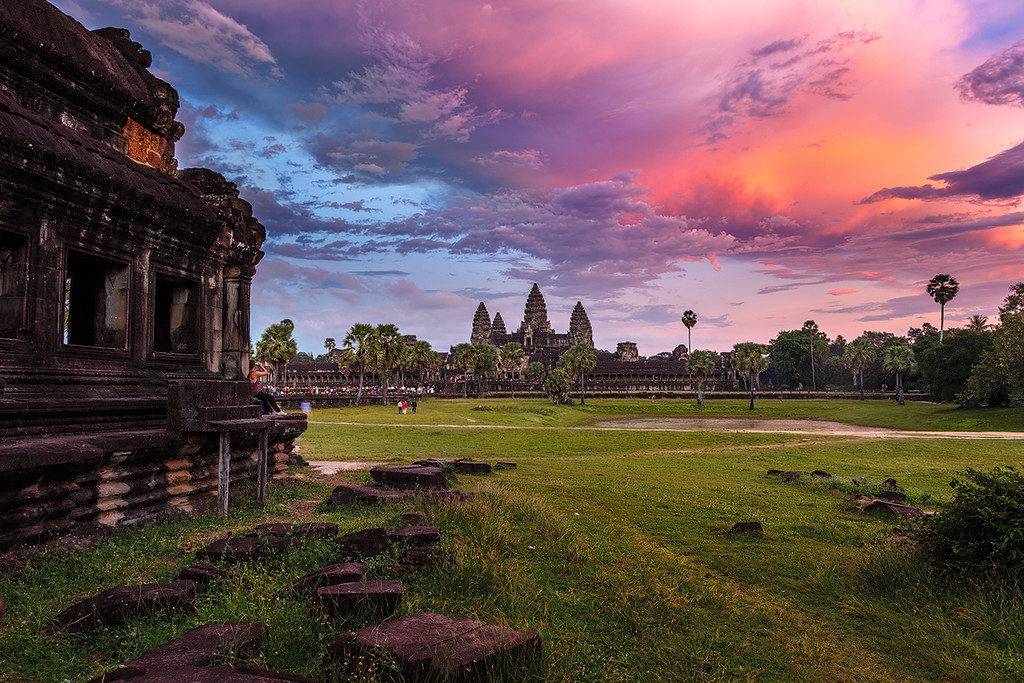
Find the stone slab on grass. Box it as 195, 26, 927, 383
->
254, 522, 338, 541
861, 499, 930, 518
328, 481, 413, 506
370, 465, 449, 491
47, 581, 197, 634
338, 527, 391, 557
398, 546, 444, 571
316, 581, 403, 618
388, 525, 441, 548
196, 537, 265, 564
494, 461, 517, 470
175, 562, 229, 586
292, 563, 367, 596
88, 622, 310, 682
324, 611, 541, 681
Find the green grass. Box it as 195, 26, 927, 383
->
303, 397, 1024, 432
2, 399, 1023, 681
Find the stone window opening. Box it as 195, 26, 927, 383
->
0, 229, 29, 338
153, 275, 198, 354
63, 249, 129, 348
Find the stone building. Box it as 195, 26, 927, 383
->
0, 0, 305, 550
469, 284, 594, 366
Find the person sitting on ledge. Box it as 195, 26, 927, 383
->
250, 362, 285, 415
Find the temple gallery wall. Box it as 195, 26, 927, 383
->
0, 0, 306, 550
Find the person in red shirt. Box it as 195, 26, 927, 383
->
249, 362, 284, 415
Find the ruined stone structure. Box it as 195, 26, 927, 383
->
0, 0, 306, 551
616, 342, 640, 362
569, 301, 594, 347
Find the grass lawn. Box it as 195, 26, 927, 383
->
2, 399, 1023, 681
302, 397, 1024, 432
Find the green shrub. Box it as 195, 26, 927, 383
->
920, 467, 1024, 577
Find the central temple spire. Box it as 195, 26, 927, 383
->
520, 283, 553, 333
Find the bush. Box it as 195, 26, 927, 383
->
920, 467, 1024, 578
543, 368, 571, 405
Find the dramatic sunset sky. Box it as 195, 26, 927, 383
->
58, 0, 1024, 354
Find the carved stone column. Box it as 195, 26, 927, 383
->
221, 265, 253, 380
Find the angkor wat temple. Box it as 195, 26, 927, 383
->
471, 284, 594, 365
0, 0, 306, 551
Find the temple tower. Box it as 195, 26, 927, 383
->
471, 302, 492, 344
519, 283, 553, 333
492, 311, 507, 336
569, 301, 594, 347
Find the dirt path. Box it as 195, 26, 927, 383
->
307, 418, 1024, 440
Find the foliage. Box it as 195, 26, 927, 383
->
330, 346, 357, 377
449, 343, 476, 398
958, 312, 1024, 407
998, 281, 1024, 321
733, 342, 770, 408
527, 361, 546, 385
254, 319, 297, 383
926, 274, 960, 340
369, 324, 404, 401
915, 328, 993, 403
558, 343, 597, 403
498, 342, 525, 379
543, 367, 571, 404
688, 349, 716, 406
471, 343, 499, 396
768, 324, 828, 388
343, 322, 376, 404
881, 339, 916, 385
966, 315, 991, 332
919, 467, 1024, 578
843, 339, 876, 397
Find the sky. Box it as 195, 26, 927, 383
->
56, 0, 1024, 354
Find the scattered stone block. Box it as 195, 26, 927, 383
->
453, 460, 492, 475
328, 481, 412, 506
47, 581, 197, 634
87, 622, 310, 682
317, 581, 403, 618
728, 521, 763, 535
398, 546, 444, 571
371, 465, 449, 491
287, 452, 310, 468
339, 527, 391, 557
398, 512, 426, 526
389, 525, 441, 548
874, 490, 909, 503
175, 562, 229, 586
861, 500, 929, 518
197, 537, 264, 564
494, 461, 517, 470
293, 522, 339, 540
292, 563, 367, 596
324, 612, 542, 681
881, 477, 902, 491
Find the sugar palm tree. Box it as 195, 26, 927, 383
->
843, 340, 874, 400
966, 315, 991, 332
372, 324, 404, 403
527, 361, 546, 387
324, 337, 336, 355
450, 343, 476, 398
687, 350, 716, 407
253, 319, 297, 386
343, 322, 376, 405
733, 342, 770, 410
882, 340, 916, 406
498, 341, 525, 398
559, 343, 597, 404
471, 343, 498, 397
681, 310, 698, 355
410, 340, 434, 386
926, 274, 959, 342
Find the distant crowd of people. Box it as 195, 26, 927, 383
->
397, 398, 417, 414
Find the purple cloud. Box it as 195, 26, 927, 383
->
958, 40, 1024, 108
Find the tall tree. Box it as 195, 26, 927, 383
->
332, 346, 357, 381
543, 367, 571, 404
801, 320, 823, 390
843, 340, 875, 400
527, 361, 546, 387
410, 340, 434, 386
498, 342, 525, 398
254, 319, 297, 385
450, 343, 476, 398
372, 324, 404, 403
471, 343, 498, 397
343, 322, 376, 405
324, 337, 336, 355
998, 282, 1024, 322
559, 343, 597, 405
966, 315, 991, 332
926, 274, 960, 342
680, 310, 697, 356
882, 339, 917, 405
733, 342, 770, 410
687, 349, 716, 407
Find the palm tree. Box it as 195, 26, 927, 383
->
410, 340, 434, 386
843, 340, 874, 400
372, 324, 404, 403
324, 337, 336, 355
498, 342, 525, 398
966, 315, 991, 332
343, 322, 376, 405
801, 320, 822, 390
733, 342, 769, 410
527, 361, 546, 388
687, 350, 716, 407
882, 340, 916, 406
253, 319, 297, 385
681, 310, 698, 355
559, 343, 597, 404
450, 343, 476, 398
926, 274, 960, 342
471, 343, 498, 397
